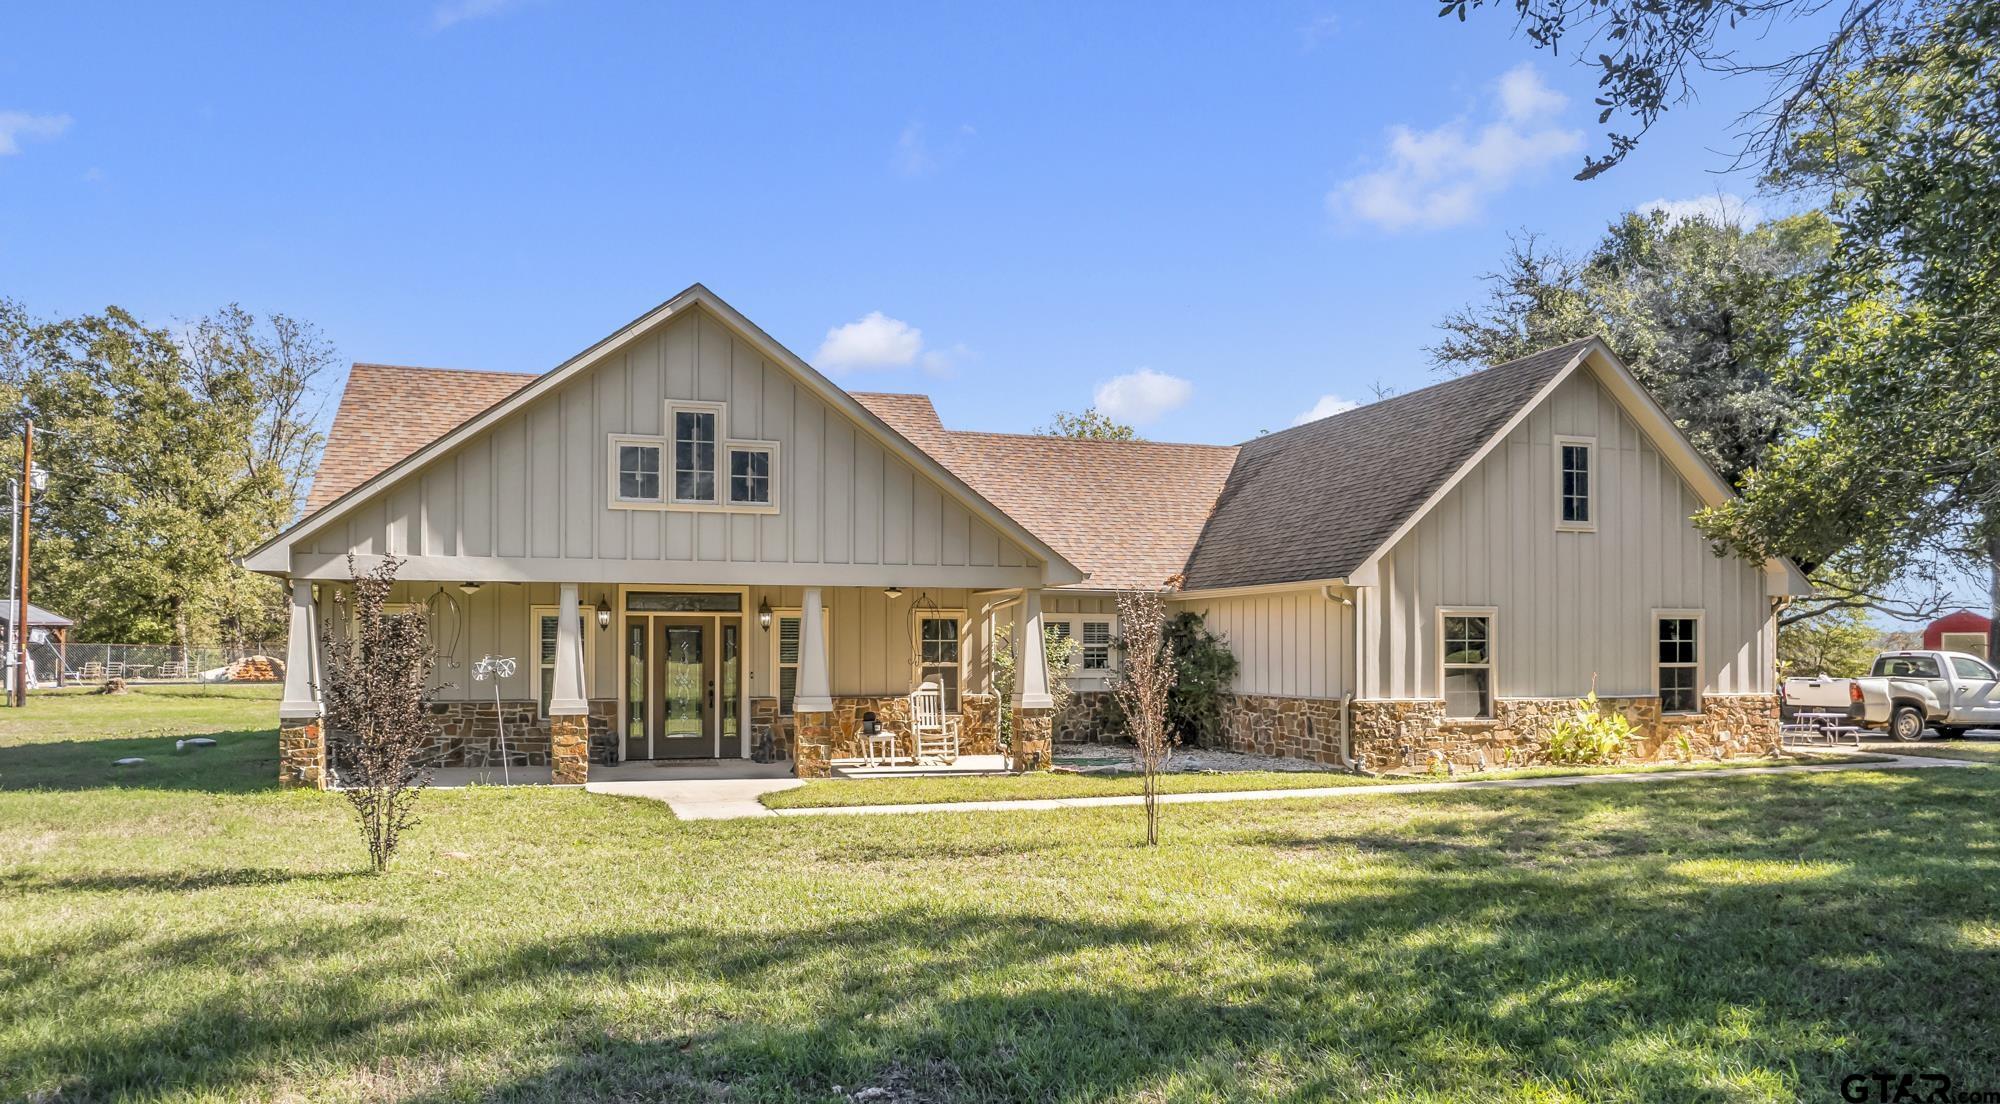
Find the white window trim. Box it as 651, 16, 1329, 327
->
1044, 614, 1120, 678
724, 440, 782, 513
1652, 608, 1704, 715
1554, 434, 1597, 533
531, 604, 596, 719
1436, 606, 1499, 719
913, 608, 967, 707
1939, 632, 1989, 658
606, 434, 665, 505
606, 400, 780, 515
770, 608, 832, 717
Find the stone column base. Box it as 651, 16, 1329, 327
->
550, 714, 590, 784
279, 718, 326, 789
794, 710, 833, 778
1010, 708, 1053, 772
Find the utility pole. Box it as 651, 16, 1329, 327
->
5, 477, 16, 707
16, 420, 30, 708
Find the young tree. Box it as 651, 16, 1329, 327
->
1114, 589, 1177, 846
1039, 408, 1137, 441
318, 557, 439, 872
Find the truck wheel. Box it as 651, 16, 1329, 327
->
1890, 704, 1927, 742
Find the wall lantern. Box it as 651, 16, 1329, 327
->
884, 585, 904, 599
757, 597, 773, 631
595, 596, 612, 630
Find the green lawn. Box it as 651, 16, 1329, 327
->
763, 753, 1889, 809
1882, 736, 2000, 766
3, 694, 1997, 1102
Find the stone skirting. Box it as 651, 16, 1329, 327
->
405, 699, 619, 768
764, 693, 1001, 764
1054, 690, 1122, 743
1219, 694, 1348, 765
794, 710, 833, 778
1010, 708, 1053, 771
278, 718, 326, 789
550, 714, 590, 784
1347, 693, 1781, 773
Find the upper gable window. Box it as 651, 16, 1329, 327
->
1555, 435, 1595, 531
608, 401, 777, 514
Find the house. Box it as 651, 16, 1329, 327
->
1923, 610, 1992, 659
246, 284, 1809, 786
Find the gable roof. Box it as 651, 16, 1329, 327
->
854, 394, 1238, 591
1181, 339, 1594, 590
247, 285, 1083, 583
305, 364, 532, 511
0, 601, 72, 628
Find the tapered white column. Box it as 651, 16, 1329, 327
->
278, 578, 321, 719
794, 586, 832, 714
1012, 588, 1054, 710
549, 583, 588, 715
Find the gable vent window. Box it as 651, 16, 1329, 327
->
673, 408, 718, 503
617, 443, 661, 501
609, 400, 778, 515
1556, 436, 1595, 531
729, 446, 773, 506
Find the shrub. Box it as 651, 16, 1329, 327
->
992, 620, 1081, 746
1542, 691, 1637, 765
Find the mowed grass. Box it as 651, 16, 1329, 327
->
763, 753, 1890, 809
1880, 736, 2000, 766
3, 695, 1998, 1102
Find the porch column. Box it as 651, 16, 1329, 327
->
277, 578, 326, 789
549, 583, 590, 784
1010, 588, 1054, 772
792, 586, 834, 778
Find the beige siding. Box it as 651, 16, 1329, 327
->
1361, 369, 1777, 701
298, 306, 1040, 585
744, 585, 977, 700
371, 581, 620, 703
1178, 589, 1352, 700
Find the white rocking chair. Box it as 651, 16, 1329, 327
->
908, 681, 959, 765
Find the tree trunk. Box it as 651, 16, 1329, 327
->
1987, 515, 2000, 663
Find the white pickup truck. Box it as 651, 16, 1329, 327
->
1782, 650, 2000, 741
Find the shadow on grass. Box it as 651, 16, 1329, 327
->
7, 771, 2000, 1101
0, 866, 365, 895
0, 726, 278, 793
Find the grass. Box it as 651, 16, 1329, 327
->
3, 695, 1997, 1102
1878, 736, 2000, 766
762, 752, 1891, 809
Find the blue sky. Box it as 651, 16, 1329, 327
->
3, 1, 1798, 446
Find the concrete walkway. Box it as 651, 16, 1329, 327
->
595, 747, 1980, 821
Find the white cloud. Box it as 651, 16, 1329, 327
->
0, 111, 72, 156
1329, 64, 1582, 232
813, 311, 965, 376
1637, 193, 1766, 227
432, 0, 522, 30
1093, 368, 1193, 424
1298, 13, 1340, 50
892, 121, 975, 176
1291, 394, 1360, 426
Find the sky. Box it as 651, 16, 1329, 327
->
3, 1, 1810, 447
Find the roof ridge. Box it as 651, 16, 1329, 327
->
348, 362, 538, 378
1243, 336, 1599, 448
943, 427, 1236, 450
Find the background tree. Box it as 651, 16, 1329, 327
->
1039, 408, 1136, 441
0, 301, 329, 649
1114, 589, 1177, 846
318, 557, 438, 872
1778, 607, 1880, 677
1433, 211, 1828, 485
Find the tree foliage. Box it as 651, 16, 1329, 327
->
1039, 408, 1137, 441
1433, 211, 1828, 485
0, 302, 328, 647
319, 557, 438, 872
992, 619, 1081, 745
1777, 605, 1880, 677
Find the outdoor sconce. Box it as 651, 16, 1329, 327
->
595, 596, 612, 630
884, 585, 904, 599
757, 597, 773, 631
458, 581, 482, 596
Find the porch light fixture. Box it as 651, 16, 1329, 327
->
595, 596, 612, 630
458, 581, 482, 596
884, 585, 904, 599
757, 597, 772, 631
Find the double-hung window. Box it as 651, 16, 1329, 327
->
918, 615, 962, 712
727, 444, 775, 506
1555, 435, 1595, 530
616, 441, 662, 501
1440, 610, 1494, 718
1079, 618, 1114, 671
672, 405, 719, 503
1657, 613, 1701, 714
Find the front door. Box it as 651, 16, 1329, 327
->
655, 618, 711, 759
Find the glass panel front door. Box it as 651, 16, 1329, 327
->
655, 620, 710, 759
718, 623, 741, 758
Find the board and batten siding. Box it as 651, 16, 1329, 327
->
744, 585, 983, 701
1179, 589, 1353, 700
297, 306, 1039, 585
1359, 368, 1777, 702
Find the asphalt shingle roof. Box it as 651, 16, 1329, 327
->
1180, 339, 1592, 589
304, 364, 534, 512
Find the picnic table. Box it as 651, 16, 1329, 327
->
1782, 710, 1865, 747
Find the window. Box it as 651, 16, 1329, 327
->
1872, 654, 1942, 679
1949, 655, 1996, 681
1555, 436, 1594, 530
616, 442, 661, 501
1940, 632, 1990, 659
773, 610, 831, 716
1657, 615, 1700, 714
672, 405, 719, 502
1080, 619, 1114, 670
728, 445, 774, 506
1440, 611, 1494, 718
531, 606, 591, 717
919, 615, 962, 712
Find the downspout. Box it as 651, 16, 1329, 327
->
1340, 690, 1354, 769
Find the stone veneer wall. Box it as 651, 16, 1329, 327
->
760, 693, 1001, 763
1346, 693, 1781, 773
339, 699, 623, 769
1218, 694, 1348, 765
1054, 690, 1122, 744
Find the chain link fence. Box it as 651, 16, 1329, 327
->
32, 642, 286, 686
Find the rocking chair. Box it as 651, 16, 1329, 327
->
907, 681, 960, 765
